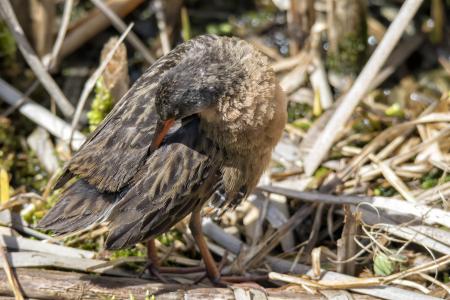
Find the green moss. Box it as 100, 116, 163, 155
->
0, 20, 16, 67
327, 31, 368, 75
87, 77, 114, 132
0, 118, 49, 192
206, 22, 233, 36
373, 186, 396, 197
352, 116, 382, 133
157, 230, 182, 247
206, 10, 274, 36
287, 103, 311, 123
444, 272, 450, 283
291, 119, 311, 130
421, 169, 450, 189
111, 247, 145, 259
384, 103, 405, 118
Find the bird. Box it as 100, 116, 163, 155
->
38, 34, 287, 282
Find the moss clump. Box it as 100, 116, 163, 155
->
0, 20, 16, 67
291, 119, 311, 130
327, 32, 368, 75
373, 186, 396, 197
0, 118, 48, 193
87, 77, 114, 132
352, 115, 382, 133
206, 22, 233, 36
157, 230, 182, 247
111, 247, 145, 259
287, 103, 311, 123
421, 169, 450, 189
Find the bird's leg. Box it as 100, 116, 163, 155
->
142, 239, 167, 282
143, 239, 207, 281
189, 208, 221, 283
146, 239, 160, 268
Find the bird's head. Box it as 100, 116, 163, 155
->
150, 36, 279, 150
154, 56, 231, 121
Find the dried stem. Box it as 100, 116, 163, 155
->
0, 0, 74, 118
303, 0, 424, 175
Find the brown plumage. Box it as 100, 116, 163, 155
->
38, 35, 286, 255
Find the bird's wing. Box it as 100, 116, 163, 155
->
104, 119, 221, 249
57, 35, 219, 192
37, 179, 118, 235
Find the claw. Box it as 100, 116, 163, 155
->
140, 261, 168, 283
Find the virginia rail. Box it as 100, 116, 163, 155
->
38, 35, 287, 283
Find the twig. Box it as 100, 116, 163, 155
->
271, 53, 305, 73
303, 0, 424, 175
0, 251, 133, 277
29, 0, 55, 57
100, 37, 130, 102
338, 111, 447, 182
1, 81, 39, 117
258, 186, 450, 228
90, 0, 155, 64
0, 78, 86, 150
269, 271, 436, 296
69, 23, 133, 147
154, 0, 171, 55
59, 0, 144, 59
0, 235, 95, 259
336, 206, 359, 275
43, 0, 74, 70
3, 0, 73, 117
370, 34, 424, 90
419, 273, 450, 296
203, 218, 438, 300
0, 0, 74, 118
370, 155, 416, 202
279, 52, 311, 93
242, 204, 314, 268
309, 57, 333, 110
303, 203, 324, 256
0, 245, 24, 300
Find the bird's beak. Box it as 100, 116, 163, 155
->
150, 119, 175, 151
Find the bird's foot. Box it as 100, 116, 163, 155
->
140, 261, 168, 283
195, 274, 268, 287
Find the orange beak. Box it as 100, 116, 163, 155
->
150, 119, 175, 151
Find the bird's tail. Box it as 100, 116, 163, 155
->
37, 179, 118, 235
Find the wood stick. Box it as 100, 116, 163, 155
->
0, 268, 337, 300
100, 37, 129, 102
202, 218, 437, 300
59, 0, 144, 60
0, 235, 95, 259
43, 0, 73, 70
243, 205, 314, 268
257, 185, 450, 228
0, 78, 85, 150
0, 245, 24, 300
90, 0, 155, 64
154, 0, 171, 55
69, 24, 133, 147
303, 0, 424, 175
29, 0, 55, 58
0, 252, 131, 277
0, 0, 74, 118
